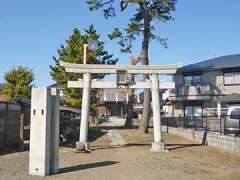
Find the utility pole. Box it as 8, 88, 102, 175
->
83, 44, 88, 65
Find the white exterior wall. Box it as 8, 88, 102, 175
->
203, 70, 240, 94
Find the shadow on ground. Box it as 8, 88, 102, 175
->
99, 125, 140, 130
91, 142, 151, 151
88, 126, 108, 142
0, 146, 29, 156
58, 161, 119, 174
60, 126, 108, 147
166, 143, 203, 151
91, 142, 203, 152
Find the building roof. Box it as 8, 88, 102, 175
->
177, 54, 240, 73
48, 83, 63, 88
0, 95, 8, 102
11, 96, 31, 105
0, 84, 8, 102
60, 106, 95, 116
0, 83, 3, 94
60, 106, 81, 114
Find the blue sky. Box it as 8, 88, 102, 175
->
0, 0, 240, 86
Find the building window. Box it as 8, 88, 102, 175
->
185, 106, 202, 117
224, 71, 240, 85
184, 74, 202, 85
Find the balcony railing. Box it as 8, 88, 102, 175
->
173, 84, 218, 97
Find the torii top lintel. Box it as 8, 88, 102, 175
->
60, 61, 182, 74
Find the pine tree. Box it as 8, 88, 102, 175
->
2, 66, 34, 99
50, 25, 118, 109
87, 0, 176, 133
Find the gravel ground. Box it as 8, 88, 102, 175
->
0, 127, 240, 180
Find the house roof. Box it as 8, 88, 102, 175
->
60, 106, 95, 115
48, 83, 63, 88
60, 106, 81, 114
0, 84, 8, 102
0, 83, 3, 94
11, 96, 31, 105
0, 95, 8, 102
177, 54, 240, 73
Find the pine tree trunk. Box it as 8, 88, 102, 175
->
138, 5, 151, 134
138, 86, 151, 133
124, 96, 133, 128
124, 65, 135, 128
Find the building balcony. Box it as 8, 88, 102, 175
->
169, 84, 220, 101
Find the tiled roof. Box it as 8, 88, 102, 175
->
0, 83, 2, 94
0, 95, 8, 102
177, 54, 240, 73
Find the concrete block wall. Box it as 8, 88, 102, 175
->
163, 126, 240, 155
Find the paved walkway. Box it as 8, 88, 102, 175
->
101, 117, 125, 146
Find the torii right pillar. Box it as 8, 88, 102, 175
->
151, 74, 166, 152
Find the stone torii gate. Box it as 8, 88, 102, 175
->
60, 62, 181, 152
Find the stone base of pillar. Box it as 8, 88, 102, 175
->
76, 142, 91, 152
150, 142, 169, 152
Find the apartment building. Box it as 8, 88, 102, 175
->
169, 54, 240, 117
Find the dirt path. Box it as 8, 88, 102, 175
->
0, 127, 240, 180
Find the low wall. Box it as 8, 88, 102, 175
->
162, 126, 240, 155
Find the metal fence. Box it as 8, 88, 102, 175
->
161, 115, 240, 136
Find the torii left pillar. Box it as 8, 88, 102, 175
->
76, 73, 91, 151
